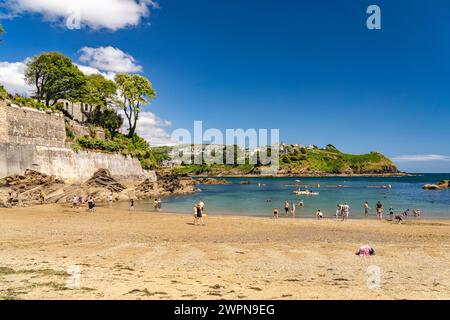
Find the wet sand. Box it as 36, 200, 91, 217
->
0, 204, 449, 300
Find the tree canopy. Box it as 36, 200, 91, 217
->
115, 73, 156, 138
25, 52, 85, 106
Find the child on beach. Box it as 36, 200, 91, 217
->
129, 199, 135, 211
336, 204, 341, 219
389, 206, 394, 221
273, 208, 279, 219
316, 209, 323, 219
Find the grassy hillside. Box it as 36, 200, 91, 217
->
278, 145, 398, 175
153, 144, 400, 176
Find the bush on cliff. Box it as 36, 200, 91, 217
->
74, 134, 158, 170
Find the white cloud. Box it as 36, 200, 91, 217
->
0, 61, 33, 95
4, 0, 159, 31
75, 64, 116, 81
120, 111, 178, 146
79, 46, 142, 73
392, 154, 450, 162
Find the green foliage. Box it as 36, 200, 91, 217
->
0, 84, 8, 100
11, 95, 57, 112
115, 73, 156, 137
74, 133, 158, 170
65, 127, 75, 141
83, 107, 123, 138
25, 52, 85, 106
79, 74, 117, 110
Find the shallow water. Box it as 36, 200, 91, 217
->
116, 174, 450, 219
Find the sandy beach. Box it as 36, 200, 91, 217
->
1, 204, 449, 300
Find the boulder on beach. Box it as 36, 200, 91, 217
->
84, 169, 126, 193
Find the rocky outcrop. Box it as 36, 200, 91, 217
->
0, 169, 199, 207
423, 180, 450, 190
195, 177, 231, 185
423, 184, 441, 190
84, 169, 126, 192
0, 169, 65, 207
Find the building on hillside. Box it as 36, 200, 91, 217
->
60, 99, 92, 123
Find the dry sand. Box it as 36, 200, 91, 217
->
0, 204, 449, 300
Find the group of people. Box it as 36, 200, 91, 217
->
193, 201, 206, 225
336, 203, 350, 220
71, 194, 96, 212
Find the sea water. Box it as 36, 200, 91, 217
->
117, 174, 450, 219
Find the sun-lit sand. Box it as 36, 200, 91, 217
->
1, 204, 449, 300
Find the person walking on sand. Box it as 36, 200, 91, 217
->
87, 195, 95, 213
157, 198, 162, 210
363, 201, 370, 217
153, 198, 158, 211
78, 194, 84, 208
195, 203, 205, 226
376, 201, 383, 220
129, 198, 135, 211
284, 201, 290, 216
291, 202, 296, 217
71, 195, 78, 209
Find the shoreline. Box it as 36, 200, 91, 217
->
1, 204, 450, 300
193, 173, 411, 178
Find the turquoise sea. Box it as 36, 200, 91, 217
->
120, 174, 450, 219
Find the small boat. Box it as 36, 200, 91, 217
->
294, 190, 319, 196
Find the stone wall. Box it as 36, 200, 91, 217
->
0, 143, 154, 184
67, 120, 106, 140
0, 100, 66, 148
0, 100, 155, 184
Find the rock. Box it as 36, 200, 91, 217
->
423, 184, 441, 190
423, 180, 450, 190
195, 178, 231, 185
437, 180, 450, 189
84, 169, 126, 193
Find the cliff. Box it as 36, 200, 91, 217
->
0, 99, 152, 183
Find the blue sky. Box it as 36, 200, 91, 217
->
1, 0, 450, 172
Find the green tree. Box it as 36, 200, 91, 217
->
85, 107, 123, 138
115, 73, 156, 138
24, 52, 85, 107
80, 74, 117, 113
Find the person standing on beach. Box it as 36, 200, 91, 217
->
336, 204, 341, 219
363, 201, 370, 217
129, 199, 135, 211
108, 194, 113, 207
87, 195, 95, 213
342, 203, 349, 221
284, 201, 290, 216
39, 190, 46, 205
291, 202, 296, 217
376, 201, 383, 220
